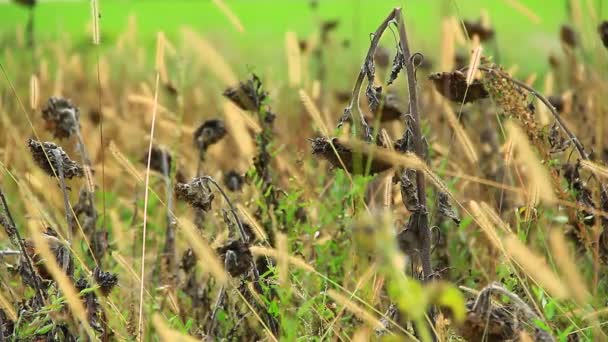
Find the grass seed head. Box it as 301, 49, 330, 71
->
41, 97, 81, 139
175, 177, 215, 211
27, 138, 84, 179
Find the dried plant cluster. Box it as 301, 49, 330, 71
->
2, 3, 608, 342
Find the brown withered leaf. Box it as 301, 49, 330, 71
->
310, 137, 393, 174
429, 71, 489, 103
28, 139, 84, 179
463, 19, 495, 42
437, 191, 460, 224
175, 177, 215, 211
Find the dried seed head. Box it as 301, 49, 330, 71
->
93, 267, 118, 296
223, 170, 244, 192
223, 74, 267, 112
141, 145, 172, 175
429, 71, 489, 103
374, 46, 391, 69
463, 19, 495, 42
41, 97, 80, 139
28, 138, 84, 179
175, 177, 215, 211
216, 240, 253, 277
547, 95, 564, 113
193, 119, 226, 153
560, 25, 578, 48
599, 21, 608, 48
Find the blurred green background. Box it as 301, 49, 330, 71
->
0, 0, 606, 76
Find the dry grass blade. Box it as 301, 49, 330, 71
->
0, 290, 17, 321
90, 0, 100, 45
223, 101, 256, 162
440, 18, 455, 71
505, 121, 556, 204
152, 313, 200, 342
549, 230, 590, 305
466, 45, 483, 85
504, 235, 569, 299
250, 246, 314, 272
236, 203, 268, 241
108, 140, 144, 183
211, 0, 245, 33
327, 289, 384, 330
182, 29, 238, 86
277, 233, 289, 286
299, 89, 329, 136
138, 72, 161, 342
29, 224, 94, 338
29, 74, 38, 111
442, 101, 478, 163
286, 32, 302, 87
580, 160, 608, 179
469, 201, 503, 251
179, 219, 229, 284
155, 32, 169, 84
503, 0, 541, 23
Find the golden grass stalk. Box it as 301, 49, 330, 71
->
138, 72, 160, 342
311, 80, 321, 101
505, 121, 556, 204
152, 313, 200, 342
211, 0, 245, 33
0, 290, 17, 321
519, 331, 534, 342
29, 74, 39, 111
250, 246, 315, 272
479, 201, 511, 233
127, 94, 175, 118
549, 230, 590, 305
299, 89, 329, 136
327, 290, 384, 330
503, 0, 541, 23
108, 140, 144, 183
440, 18, 455, 71
466, 45, 483, 85
504, 235, 569, 299
351, 328, 372, 342
223, 101, 256, 161
469, 201, 503, 251
83, 165, 95, 194
277, 233, 289, 286
285, 31, 302, 87
182, 29, 238, 86
155, 32, 169, 84
442, 101, 478, 163
580, 160, 608, 179
179, 219, 229, 285
236, 203, 268, 241
28, 224, 94, 338
450, 16, 466, 45
90, 0, 100, 45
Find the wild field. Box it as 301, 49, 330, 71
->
1, 0, 608, 341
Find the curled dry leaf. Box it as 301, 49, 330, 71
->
223, 170, 244, 192
41, 97, 80, 139
437, 191, 460, 224
216, 240, 253, 277
93, 267, 118, 296
462, 18, 495, 42
175, 177, 215, 211
194, 119, 226, 153
223, 74, 267, 112
429, 71, 489, 103
141, 145, 172, 175
28, 138, 84, 179
310, 137, 393, 174
599, 21, 608, 48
